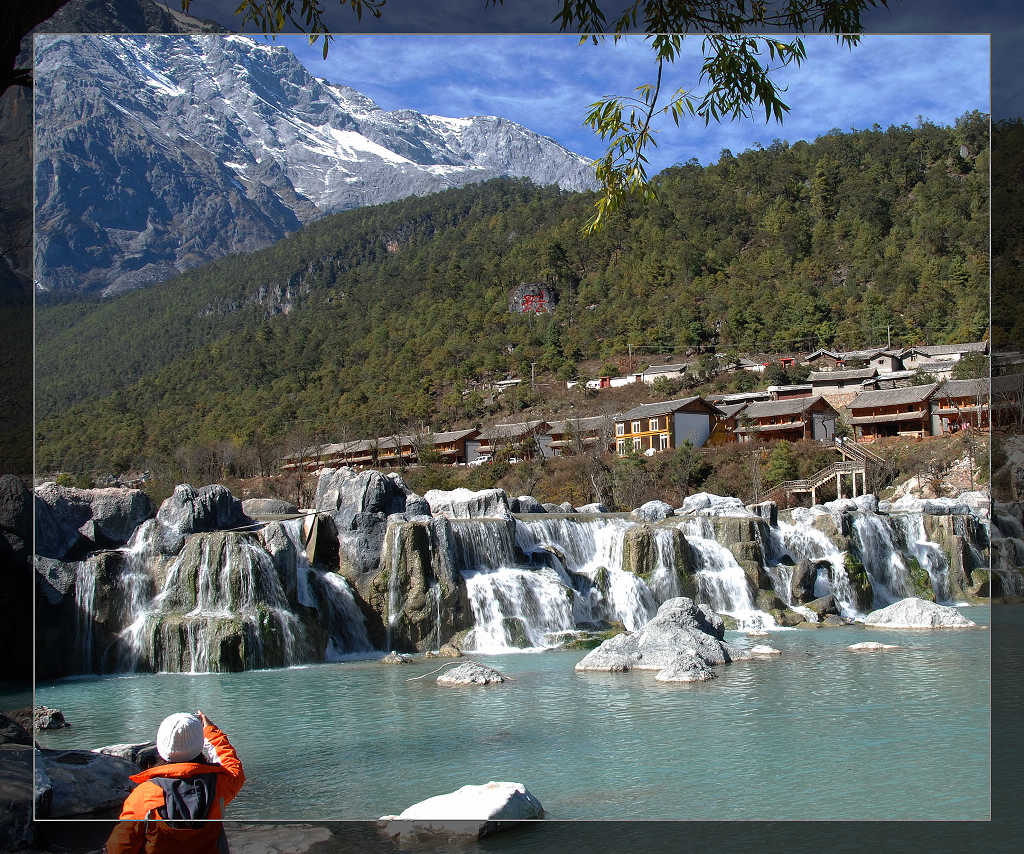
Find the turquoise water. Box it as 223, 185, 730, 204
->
34, 608, 990, 821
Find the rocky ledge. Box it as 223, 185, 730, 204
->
863, 597, 977, 628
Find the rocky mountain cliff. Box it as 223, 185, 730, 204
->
33, 33, 597, 298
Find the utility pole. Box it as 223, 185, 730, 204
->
628, 343, 632, 372
531, 361, 535, 389
887, 323, 891, 350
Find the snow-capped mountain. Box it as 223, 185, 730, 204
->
33, 34, 597, 298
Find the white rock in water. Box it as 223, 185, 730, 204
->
864, 597, 977, 628
848, 642, 901, 651
379, 781, 544, 838
437, 661, 506, 685
749, 644, 782, 656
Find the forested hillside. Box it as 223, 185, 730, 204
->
37, 113, 989, 476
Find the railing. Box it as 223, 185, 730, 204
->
764, 460, 865, 505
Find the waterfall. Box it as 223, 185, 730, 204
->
889, 513, 952, 603
281, 518, 371, 658
386, 525, 402, 651
681, 518, 776, 630
515, 517, 656, 630
647, 527, 682, 602
776, 510, 859, 618
851, 514, 914, 606
74, 560, 97, 672
462, 567, 576, 652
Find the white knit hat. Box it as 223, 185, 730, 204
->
156, 712, 205, 762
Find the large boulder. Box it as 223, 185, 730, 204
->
424, 488, 512, 521
863, 597, 978, 628
576, 502, 608, 514
632, 500, 673, 523
241, 498, 298, 517
0, 744, 36, 850
746, 501, 778, 527
677, 492, 753, 517
654, 656, 716, 682
155, 484, 248, 555
366, 519, 474, 653
513, 495, 546, 514
93, 741, 161, 770
34, 483, 154, 557
437, 661, 507, 685
0, 713, 32, 746
35, 748, 140, 818
575, 597, 738, 675
379, 781, 544, 838
0, 474, 32, 555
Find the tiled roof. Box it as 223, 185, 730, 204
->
741, 396, 828, 419
848, 383, 938, 409
619, 396, 718, 421
477, 420, 548, 440
547, 415, 615, 434
809, 367, 878, 383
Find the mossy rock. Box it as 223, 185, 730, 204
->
769, 608, 805, 627
501, 617, 531, 648
720, 614, 738, 631
843, 552, 874, 611
562, 623, 625, 650
593, 566, 610, 595
729, 540, 763, 565
905, 556, 935, 601
755, 590, 787, 612
621, 525, 656, 580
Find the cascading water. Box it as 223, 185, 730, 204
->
889, 513, 952, 603
775, 509, 859, 618
120, 530, 311, 673
515, 517, 656, 630
281, 519, 371, 659
462, 566, 576, 651
74, 560, 97, 672
681, 517, 776, 630
851, 513, 914, 606
386, 525, 403, 651
447, 519, 579, 650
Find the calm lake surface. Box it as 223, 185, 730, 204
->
33, 608, 990, 821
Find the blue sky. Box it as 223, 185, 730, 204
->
271, 33, 989, 171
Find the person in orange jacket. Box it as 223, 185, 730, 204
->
105, 709, 245, 854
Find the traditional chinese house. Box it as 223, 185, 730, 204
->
932, 379, 989, 433
847, 383, 938, 442
735, 396, 839, 443
469, 420, 551, 462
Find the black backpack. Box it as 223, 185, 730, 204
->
151, 773, 229, 852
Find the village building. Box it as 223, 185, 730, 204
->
804, 346, 887, 371
545, 415, 615, 456
898, 341, 988, 370
707, 390, 772, 406
931, 379, 989, 433
641, 363, 687, 384
867, 350, 904, 373
909, 359, 956, 381
767, 383, 812, 400
863, 370, 917, 390
613, 396, 721, 456
734, 396, 839, 443
847, 383, 938, 442
707, 402, 747, 445
808, 367, 879, 407
469, 420, 551, 462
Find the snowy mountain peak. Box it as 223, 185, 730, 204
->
33, 34, 598, 297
